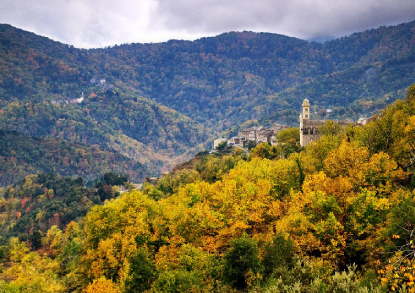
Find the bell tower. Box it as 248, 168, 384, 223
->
302, 99, 310, 120
300, 99, 310, 147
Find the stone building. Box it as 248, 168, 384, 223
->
226, 123, 288, 148
299, 99, 353, 147
257, 129, 275, 144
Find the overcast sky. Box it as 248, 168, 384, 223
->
1, 0, 415, 48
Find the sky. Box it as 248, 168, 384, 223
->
1, 0, 415, 48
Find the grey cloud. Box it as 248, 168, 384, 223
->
1, 0, 415, 48
153, 0, 415, 39
0, 0, 155, 47
154, 0, 289, 32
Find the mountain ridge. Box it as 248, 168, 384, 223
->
0, 20, 414, 179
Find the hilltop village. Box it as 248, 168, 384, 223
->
214, 99, 369, 150
213, 124, 289, 150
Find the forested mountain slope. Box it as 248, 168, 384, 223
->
0, 172, 132, 240
0, 20, 414, 176
2, 86, 415, 292
0, 130, 146, 186
77, 20, 415, 125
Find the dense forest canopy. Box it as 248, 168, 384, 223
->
1, 86, 415, 292
0, 130, 146, 186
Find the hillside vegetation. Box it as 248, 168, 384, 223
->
0, 21, 414, 178
0, 172, 130, 242
1, 86, 415, 292
0, 130, 147, 186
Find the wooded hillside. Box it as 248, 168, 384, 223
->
1, 86, 415, 292
0, 20, 414, 179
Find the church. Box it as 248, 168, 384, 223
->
299, 99, 353, 147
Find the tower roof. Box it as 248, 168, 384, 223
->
302, 99, 310, 107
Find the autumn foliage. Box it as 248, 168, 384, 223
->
3, 86, 415, 291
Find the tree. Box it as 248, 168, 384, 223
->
302, 126, 343, 172
102, 172, 128, 186
247, 141, 257, 151
250, 143, 279, 160
124, 248, 157, 292
276, 128, 300, 146
84, 276, 121, 293
262, 233, 295, 279
319, 120, 343, 137
276, 128, 300, 144
29, 231, 42, 250
223, 234, 262, 289
216, 140, 228, 151
275, 127, 302, 158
